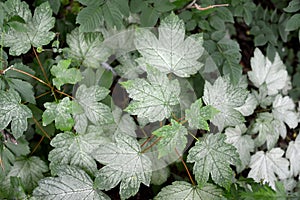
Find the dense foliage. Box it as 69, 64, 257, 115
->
0, 0, 300, 199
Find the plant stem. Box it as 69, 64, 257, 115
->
175, 147, 195, 186
10, 67, 51, 87
32, 116, 51, 140
30, 135, 45, 156
32, 46, 50, 84
141, 134, 154, 147
141, 137, 161, 153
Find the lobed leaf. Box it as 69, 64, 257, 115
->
248, 148, 289, 190
187, 133, 240, 190
203, 76, 248, 132
50, 59, 82, 90
93, 133, 152, 199
64, 28, 111, 68
185, 98, 219, 131
121, 66, 180, 122
42, 97, 77, 131
152, 119, 188, 158
135, 12, 204, 77
3, 1, 55, 55
32, 165, 110, 200
154, 181, 223, 200
0, 89, 32, 139
74, 84, 113, 134
49, 131, 107, 175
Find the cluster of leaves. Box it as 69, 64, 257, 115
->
0, 0, 299, 199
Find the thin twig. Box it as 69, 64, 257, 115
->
141, 134, 154, 147
193, 3, 229, 11
175, 147, 195, 186
32, 46, 50, 84
141, 137, 161, 153
55, 89, 74, 99
10, 67, 51, 87
32, 116, 51, 140
30, 135, 45, 156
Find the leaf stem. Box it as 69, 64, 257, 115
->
32, 116, 51, 140
30, 135, 45, 156
188, 130, 199, 141
175, 147, 195, 186
10, 67, 52, 87
141, 137, 161, 153
32, 46, 50, 84
193, 3, 229, 11
141, 134, 154, 147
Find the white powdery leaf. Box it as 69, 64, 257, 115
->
135, 13, 204, 77
286, 134, 300, 176
3, 2, 55, 56
187, 133, 240, 189
251, 112, 287, 149
248, 48, 288, 95
33, 166, 109, 200
74, 84, 114, 133
203, 76, 248, 132
248, 148, 290, 190
272, 94, 298, 129
235, 93, 258, 116
225, 124, 254, 173
154, 181, 223, 200
121, 66, 180, 122
93, 133, 152, 199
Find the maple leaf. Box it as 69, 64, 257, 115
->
248, 48, 288, 95
248, 148, 289, 189
135, 12, 204, 77
187, 133, 240, 189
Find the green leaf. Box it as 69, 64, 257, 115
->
217, 38, 242, 84
154, 181, 223, 200
2, 0, 31, 24
48, 0, 61, 14
286, 14, 300, 31
49, 131, 106, 175
225, 124, 254, 173
121, 66, 180, 122
74, 84, 113, 134
140, 6, 159, 27
135, 12, 204, 77
3, 1, 55, 55
5, 156, 48, 192
101, 0, 124, 29
152, 119, 188, 158
93, 133, 152, 199
283, 0, 300, 13
248, 148, 289, 190
185, 98, 219, 131
50, 59, 82, 90
0, 136, 30, 176
187, 133, 240, 190
248, 48, 288, 95
42, 97, 75, 131
240, 181, 287, 200
32, 165, 110, 200
7, 79, 35, 104
76, 6, 104, 32
203, 76, 248, 132
216, 7, 234, 23
0, 89, 32, 139
64, 28, 111, 68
